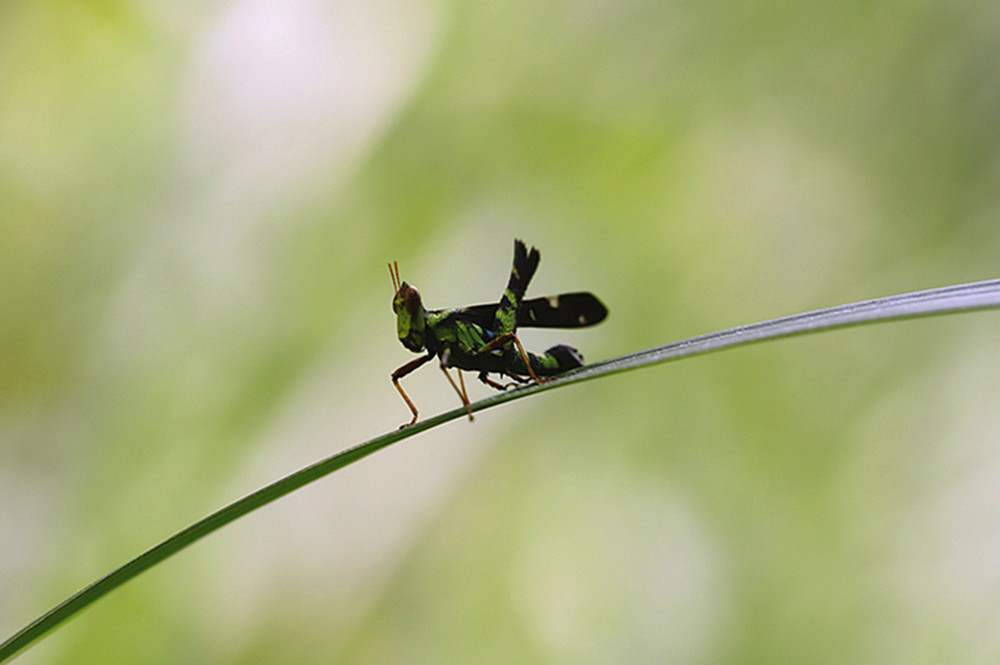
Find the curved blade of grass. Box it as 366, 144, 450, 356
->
3, 277, 1000, 662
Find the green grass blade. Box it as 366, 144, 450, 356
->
3, 277, 999, 662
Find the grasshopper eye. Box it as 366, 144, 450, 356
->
402, 284, 422, 314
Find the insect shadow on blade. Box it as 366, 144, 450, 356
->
389, 239, 608, 428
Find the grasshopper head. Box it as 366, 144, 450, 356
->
389, 261, 426, 352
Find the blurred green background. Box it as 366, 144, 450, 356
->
3, 0, 1000, 663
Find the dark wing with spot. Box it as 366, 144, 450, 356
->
518, 292, 608, 328
458, 292, 608, 329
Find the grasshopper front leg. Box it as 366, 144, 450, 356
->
392, 352, 435, 428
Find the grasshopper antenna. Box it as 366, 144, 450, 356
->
389, 261, 400, 292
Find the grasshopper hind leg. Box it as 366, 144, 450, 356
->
477, 371, 529, 391
477, 372, 508, 391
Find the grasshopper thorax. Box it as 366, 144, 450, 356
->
389, 261, 427, 352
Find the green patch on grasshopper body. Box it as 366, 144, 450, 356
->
389, 239, 608, 428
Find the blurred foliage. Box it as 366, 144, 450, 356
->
3, 0, 1000, 663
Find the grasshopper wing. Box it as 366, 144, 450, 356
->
518, 292, 607, 328
458, 292, 607, 330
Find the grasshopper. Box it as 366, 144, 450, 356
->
389, 239, 608, 428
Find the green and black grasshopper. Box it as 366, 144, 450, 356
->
389, 239, 608, 428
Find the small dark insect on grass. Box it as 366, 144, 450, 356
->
389, 239, 608, 428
